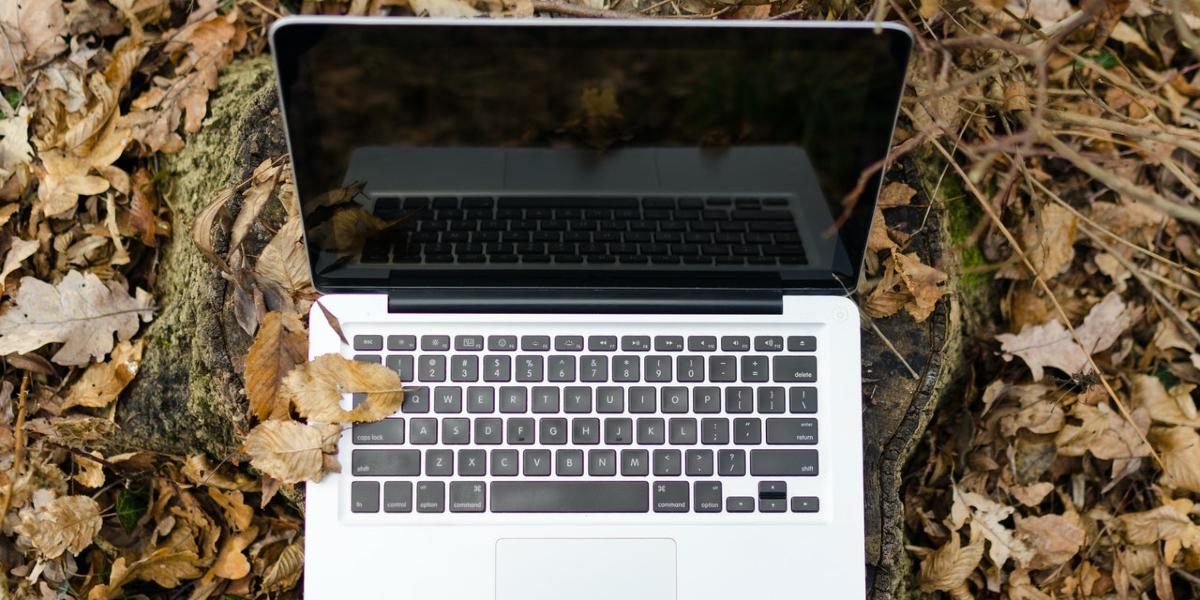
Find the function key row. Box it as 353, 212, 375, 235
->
353, 334, 817, 353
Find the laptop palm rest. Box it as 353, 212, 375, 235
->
495, 538, 676, 600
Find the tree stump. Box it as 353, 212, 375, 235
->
115, 57, 964, 599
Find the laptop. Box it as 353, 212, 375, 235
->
270, 17, 911, 599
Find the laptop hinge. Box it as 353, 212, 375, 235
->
386, 288, 783, 314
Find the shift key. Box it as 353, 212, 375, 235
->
750, 450, 818, 476
352, 449, 420, 476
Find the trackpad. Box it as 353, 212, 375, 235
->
496, 538, 676, 600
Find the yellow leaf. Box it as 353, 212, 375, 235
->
207, 526, 259, 581
917, 534, 984, 600
260, 540, 304, 593
245, 311, 307, 422
242, 420, 340, 484
285, 353, 403, 424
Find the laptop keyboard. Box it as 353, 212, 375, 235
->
345, 331, 822, 516
361, 196, 808, 266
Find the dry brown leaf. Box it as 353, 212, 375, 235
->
1056, 401, 1151, 462
0, 237, 39, 293
1137, 374, 1200, 427
878, 182, 917, 208
1009, 482, 1054, 507
864, 251, 947, 322
61, 339, 144, 410
206, 488, 252, 532
953, 486, 1034, 568
255, 216, 316, 313
180, 454, 258, 492
87, 549, 205, 600
229, 160, 280, 251
995, 383, 1065, 437
16, 493, 102, 559
1119, 499, 1200, 547
1016, 512, 1086, 569
995, 292, 1136, 380
245, 311, 307, 422
207, 525, 258, 581
128, 168, 160, 246
73, 451, 106, 488
260, 539, 304, 593
867, 210, 899, 254
0, 106, 34, 198
998, 202, 1077, 279
0, 270, 153, 366
242, 420, 340, 484
0, 0, 68, 87
1151, 426, 1200, 494
916, 534, 985, 600
284, 353, 404, 424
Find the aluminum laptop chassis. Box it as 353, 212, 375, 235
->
305, 293, 864, 599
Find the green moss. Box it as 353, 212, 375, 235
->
959, 245, 992, 293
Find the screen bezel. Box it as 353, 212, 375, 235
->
269, 17, 913, 295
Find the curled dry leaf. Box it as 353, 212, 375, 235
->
284, 353, 404, 424
245, 311, 307, 422
73, 451, 106, 488
0, 270, 153, 366
1008, 482, 1054, 507
206, 525, 259, 581
1056, 401, 1151, 462
1151, 426, 1200, 494
917, 534, 985, 600
1118, 499, 1200, 547
0, 238, 39, 293
255, 216, 316, 313
242, 419, 340, 484
953, 486, 1034, 568
61, 339, 144, 410
259, 539, 304, 593
229, 159, 281, 251
996, 292, 1137, 380
0, 0, 68, 87
0, 106, 34, 198
17, 494, 102, 559
864, 250, 948, 322
206, 488, 252, 532
1015, 512, 1086, 569
1136, 374, 1200, 427
87, 549, 205, 600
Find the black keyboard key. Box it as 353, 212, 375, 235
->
516, 356, 544, 382
757, 387, 787, 414
589, 335, 618, 351
523, 450, 552, 476
695, 481, 722, 512
353, 335, 383, 351
401, 386, 429, 413
491, 450, 519, 476
539, 418, 568, 445
701, 418, 730, 445
410, 418, 437, 444
352, 450, 420, 476
421, 335, 450, 351
645, 356, 672, 382
677, 356, 704, 382
722, 336, 751, 351
741, 356, 769, 382
654, 336, 684, 351
488, 335, 518, 351
548, 356, 576, 382
688, 336, 717, 351
426, 449, 454, 476
417, 356, 446, 382
653, 481, 688, 512
750, 449, 819, 476
653, 450, 682, 476
718, 449, 746, 476
734, 418, 761, 444
351, 481, 379, 512
605, 418, 633, 445
766, 418, 818, 444
709, 356, 736, 382
787, 336, 817, 352
491, 482, 649, 513
727, 496, 754, 512
443, 419, 470, 445
755, 336, 785, 352
499, 386, 528, 413
385, 355, 414, 382
522, 336, 550, 351
353, 419, 405, 445
621, 449, 650, 476
507, 418, 535, 444
725, 387, 753, 413
773, 356, 817, 382
759, 480, 787, 500
791, 496, 820, 513
637, 418, 666, 444
622, 336, 651, 351
467, 387, 495, 413
597, 387, 624, 413
531, 387, 559, 413
450, 356, 479, 382
556, 449, 585, 476
416, 481, 445, 513
687, 450, 714, 476
572, 418, 600, 444
694, 387, 721, 413
581, 356, 608, 382
789, 387, 818, 414
387, 335, 417, 351
482, 356, 511, 382
589, 450, 617, 476
613, 356, 640, 382
661, 387, 688, 413
554, 336, 585, 351
454, 335, 484, 351
434, 386, 462, 413
383, 481, 413, 512
669, 418, 698, 445
475, 419, 502, 444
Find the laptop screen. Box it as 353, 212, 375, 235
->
271, 20, 911, 293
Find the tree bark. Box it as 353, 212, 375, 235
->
113, 57, 964, 599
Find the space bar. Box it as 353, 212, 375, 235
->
491, 482, 649, 513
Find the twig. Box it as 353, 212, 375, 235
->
867, 317, 921, 379
1089, 233, 1200, 348
927, 134, 1165, 470
0, 373, 31, 519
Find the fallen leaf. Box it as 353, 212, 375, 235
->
0, 237, 38, 292
17, 493, 102, 558
245, 311, 307, 422
1009, 482, 1054, 507
259, 539, 303, 593
916, 534, 985, 600
878, 182, 917, 208
87, 549, 205, 600
242, 420, 340, 483
954, 486, 1035, 568
998, 202, 1077, 279
864, 251, 947, 322
1056, 401, 1151, 462
1016, 512, 1086, 569
206, 488, 252, 532
996, 292, 1136, 380
73, 451, 106, 488
0, 106, 34, 198
867, 210, 899, 253
207, 525, 258, 581
0, 0, 68, 87
1151, 426, 1200, 494
1007, 0, 1072, 28
255, 216, 315, 313
1118, 499, 1200, 547
1136, 374, 1200, 427
61, 338, 144, 409
127, 168, 160, 246
284, 353, 404, 424
229, 159, 280, 251
995, 383, 1065, 436
0, 270, 153, 366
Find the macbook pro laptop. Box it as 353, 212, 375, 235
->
270, 18, 911, 599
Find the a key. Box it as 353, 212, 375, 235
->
718, 449, 746, 476
791, 496, 820, 513
721, 336, 751, 352
443, 418, 470, 445
507, 418, 535, 444
353, 335, 383, 351
499, 387, 527, 413
490, 482, 649, 513
766, 418, 818, 444
686, 449, 714, 476
676, 356, 704, 382
474, 418, 502, 444
539, 418, 567, 445
417, 356, 446, 382
605, 418, 633, 445
588, 450, 617, 476
621, 449, 650, 476
734, 418, 761, 444
426, 449, 454, 476
654, 336, 684, 351
458, 450, 486, 476
563, 387, 592, 413
491, 450, 519, 476
487, 335, 518, 351
694, 481, 722, 512
772, 356, 817, 382
661, 387, 688, 413
523, 450, 552, 476
416, 481, 445, 513
449, 481, 486, 512
466, 387, 494, 413
352, 450, 420, 476
653, 449, 682, 476
694, 387, 720, 413
454, 335, 484, 351
547, 356, 576, 382
688, 336, 718, 352
516, 356, 544, 382
352, 419, 404, 445
410, 419, 438, 445
433, 387, 462, 413
757, 387, 786, 413
556, 450, 585, 476
450, 356, 478, 382
354, 354, 381, 364
741, 356, 769, 382
572, 418, 600, 444
669, 418, 698, 445
613, 356, 640, 382
554, 336, 585, 351
588, 336, 618, 351
421, 335, 450, 351
629, 387, 656, 413
386, 355, 414, 382
725, 387, 753, 413
787, 336, 817, 352
580, 356, 608, 382
709, 356, 736, 382
644, 356, 672, 382
387, 335, 416, 351
621, 336, 651, 351
351, 481, 380, 512
701, 418, 730, 445
750, 449, 819, 476
383, 481, 413, 512
401, 386, 430, 413
521, 335, 550, 351
531, 387, 560, 413
789, 387, 818, 414
726, 496, 754, 512
653, 481, 689, 512
637, 418, 666, 445
482, 356, 511, 382
596, 387, 624, 413
754, 336, 784, 352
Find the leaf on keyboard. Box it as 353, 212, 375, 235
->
242, 420, 340, 483
284, 353, 404, 424
245, 311, 307, 422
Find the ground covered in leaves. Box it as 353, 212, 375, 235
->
1, 0, 1199, 598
